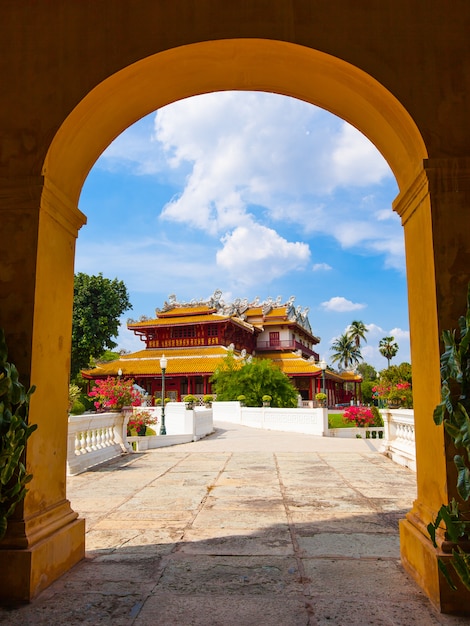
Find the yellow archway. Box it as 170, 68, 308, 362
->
8, 38, 468, 612
43, 40, 427, 202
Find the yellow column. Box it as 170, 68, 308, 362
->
0, 176, 86, 601
395, 159, 470, 613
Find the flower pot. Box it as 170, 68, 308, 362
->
136, 424, 147, 436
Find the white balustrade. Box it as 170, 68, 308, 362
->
67, 411, 132, 475
380, 408, 416, 471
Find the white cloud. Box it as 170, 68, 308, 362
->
216, 223, 311, 287
321, 297, 366, 313
389, 327, 410, 343
92, 91, 404, 270
116, 320, 143, 353
312, 263, 332, 272
331, 123, 391, 187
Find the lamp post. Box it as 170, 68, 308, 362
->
320, 358, 327, 405
159, 354, 167, 435
117, 368, 122, 379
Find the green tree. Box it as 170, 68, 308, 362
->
330, 333, 362, 370
379, 336, 399, 368
379, 362, 412, 386
347, 320, 368, 349
212, 355, 297, 407
357, 362, 378, 403
71, 273, 132, 378
357, 362, 378, 382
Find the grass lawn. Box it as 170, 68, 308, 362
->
328, 413, 354, 429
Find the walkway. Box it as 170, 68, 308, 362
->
1, 422, 468, 625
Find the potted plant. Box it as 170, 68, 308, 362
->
315, 392, 327, 407
203, 394, 213, 407
427, 282, 470, 591
154, 397, 162, 406
237, 394, 246, 407
0, 329, 37, 540
127, 410, 157, 437
262, 394, 272, 407
184, 394, 198, 409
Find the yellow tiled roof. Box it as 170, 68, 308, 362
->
263, 306, 289, 318
82, 346, 359, 384
338, 370, 363, 382
260, 352, 321, 375
128, 313, 255, 332
82, 346, 236, 378
128, 314, 227, 327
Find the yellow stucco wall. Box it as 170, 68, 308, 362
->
1, 1, 470, 611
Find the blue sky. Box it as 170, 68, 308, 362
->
76, 91, 409, 372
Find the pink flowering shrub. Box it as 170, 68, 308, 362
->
89, 377, 141, 411
343, 405, 375, 427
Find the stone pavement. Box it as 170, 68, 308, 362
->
1, 421, 469, 625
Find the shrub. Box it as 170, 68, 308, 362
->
70, 400, 86, 415
262, 395, 272, 402
184, 394, 198, 403
203, 394, 213, 403
371, 405, 384, 427
343, 405, 375, 427
88, 377, 141, 411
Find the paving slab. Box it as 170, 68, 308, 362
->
0, 420, 468, 625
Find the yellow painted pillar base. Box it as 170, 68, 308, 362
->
0, 518, 85, 603
400, 517, 470, 614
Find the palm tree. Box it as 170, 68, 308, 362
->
379, 336, 399, 368
348, 320, 368, 349
330, 333, 362, 370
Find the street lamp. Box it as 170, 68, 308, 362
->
117, 368, 122, 379
319, 358, 327, 402
159, 354, 167, 435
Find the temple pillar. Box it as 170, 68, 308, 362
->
0, 176, 86, 602
395, 159, 470, 613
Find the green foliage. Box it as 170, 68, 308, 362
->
361, 380, 376, 404
371, 405, 384, 427
0, 329, 37, 541
330, 333, 362, 370
78, 393, 94, 412
357, 362, 378, 382
71, 273, 132, 378
203, 395, 213, 403
70, 400, 85, 415
68, 383, 81, 411
429, 283, 470, 591
379, 363, 412, 386
212, 355, 297, 407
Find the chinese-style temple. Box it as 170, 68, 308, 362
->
82, 291, 362, 406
